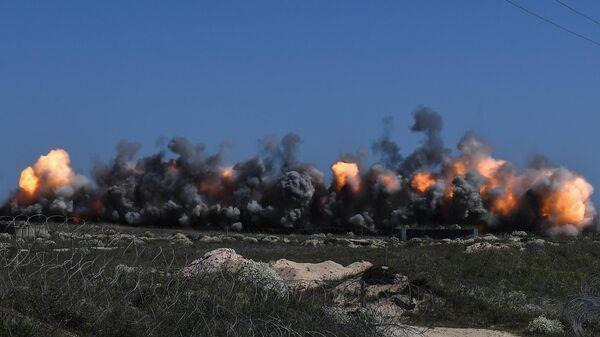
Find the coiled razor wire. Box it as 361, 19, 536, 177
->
0, 214, 86, 228
0, 215, 436, 336
563, 274, 600, 336
0, 214, 91, 242
564, 295, 600, 337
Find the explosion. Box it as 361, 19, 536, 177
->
331, 162, 360, 193
18, 149, 75, 197
221, 166, 234, 181
539, 172, 594, 229
9, 148, 93, 216
19, 167, 39, 196
2, 106, 596, 237
491, 188, 518, 216
377, 171, 400, 193
411, 172, 437, 193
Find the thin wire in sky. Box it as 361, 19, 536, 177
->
502, 0, 600, 48
555, 0, 600, 27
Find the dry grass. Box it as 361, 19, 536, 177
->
0, 232, 382, 337
0, 220, 599, 336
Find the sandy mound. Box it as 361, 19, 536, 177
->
180, 248, 249, 277
270, 259, 372, 289
181, 248, 371, 289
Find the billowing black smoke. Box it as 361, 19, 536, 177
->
2, 106, 597, 236
400, 106, 450, 175
372, 116, 403, 170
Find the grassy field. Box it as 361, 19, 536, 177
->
0, 223, 597, 336
198, 238, 598, 335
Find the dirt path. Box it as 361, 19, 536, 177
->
402, 326, 518, 337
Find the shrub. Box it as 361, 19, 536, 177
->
237, 261, 290, 298
527, 315, 564, 335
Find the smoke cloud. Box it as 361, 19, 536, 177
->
3, 106, 596, 237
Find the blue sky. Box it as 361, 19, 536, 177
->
1, 1, 599, 202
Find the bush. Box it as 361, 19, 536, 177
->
527, 315, 564, 335
237, 261, 290, 298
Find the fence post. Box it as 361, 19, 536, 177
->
360, 279, 366, 308
384, 244, 388, 266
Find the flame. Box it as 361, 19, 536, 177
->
9, 136, 597, 237
34, 149, 74, 187
444, 151, 595, 230
475, 157, 507, 194
19, 167, 39, 195
448, 156, 507, 189
444, 184, 454, 199
198, 165, 235, 197
221, 166, 234, 181
411, 172, 437, 193
491, 190, 517, 216
540, 175, 593, 226
450, 159, 468, 177
377, 172, 399, 193
331, 161, 360, 192
446, 155, 520, 213
18, 149, 74, 196
199, 179, 222, 197
475, 157, 506, 179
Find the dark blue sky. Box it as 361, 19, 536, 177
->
1, 1, 599, 202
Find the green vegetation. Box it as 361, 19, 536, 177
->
0, 245, 379, 337
0, 224, 598, 336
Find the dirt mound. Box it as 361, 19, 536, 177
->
181, 248, 372, 289
270, 259, 372, 289
180, 248, 250, 277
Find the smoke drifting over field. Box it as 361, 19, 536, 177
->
2, 106, 596, 236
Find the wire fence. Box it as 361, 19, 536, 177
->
10, 215, 600, 336
563, 275, 600, 337
0, 221, 434, 337
0, 214, 87, 231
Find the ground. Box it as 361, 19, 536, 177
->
0, 221, 597, 336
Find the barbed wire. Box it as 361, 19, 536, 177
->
0, 214, 86, 228
0, 234, 433, 337
564, 274, 600, 336
0, 214, 436, 336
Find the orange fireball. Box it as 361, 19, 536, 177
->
331, 161, 360, 192
221, 166, 234, 181
449, 159, 468, 177
411, 172, 437, 193
18, 149, 75, 196
491, 190, 517, 216
540, 175, 593, 226
377, 171, 400, 193
19, 167, 39, 196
